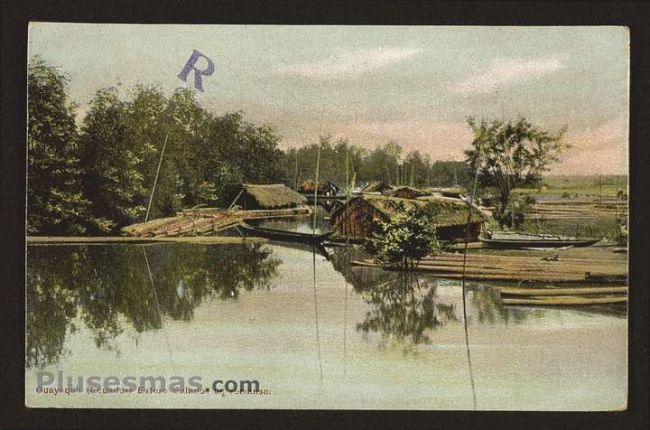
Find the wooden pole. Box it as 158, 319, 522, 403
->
599, 174, 602, 205
346, 144, 350, 205
227, 188, 245, 210
294, 151, 299, 190
145, 133, 169, 222
461, 142, 480, 411
313, 143, 321, 233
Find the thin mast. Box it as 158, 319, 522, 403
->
145, 132, 169, 222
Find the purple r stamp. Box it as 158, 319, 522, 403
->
177, 49, 215, 92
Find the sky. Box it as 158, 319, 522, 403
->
28, 24, 629, 175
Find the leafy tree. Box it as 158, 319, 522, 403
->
429, 160, 470, 188
366, 204, 439, 270
281, 139, 471, 191
465, 117, 567, 223
79, 87, 148, 231
27, 57, 106, 234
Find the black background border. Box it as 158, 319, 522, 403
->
1, 1, 648, 429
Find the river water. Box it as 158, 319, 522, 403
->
25, 240, 627, 410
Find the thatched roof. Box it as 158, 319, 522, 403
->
362, 181, 394, 193
425, 187, 466, 196
299, 180, 339, 193
242, 184, 307, 209
389, 186, 431, 198
363, 195, 486, 226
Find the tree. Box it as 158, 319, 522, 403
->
465, 117, 567, 222
79, 87, 148, 231
366, 204, 439, 270
27, 57, 107, 234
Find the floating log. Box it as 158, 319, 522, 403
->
501, 296, 628, 306
585, 272, 628, 283
496, 286, 628, 296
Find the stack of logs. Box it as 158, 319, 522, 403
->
122, 207, 311, 238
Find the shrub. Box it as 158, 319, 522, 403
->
366, 205, 438, 270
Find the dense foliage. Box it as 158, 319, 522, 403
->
27, 58, 109, 234
366, 204, 439, 270
31, 58, 568, 237
28, 58, 286, 234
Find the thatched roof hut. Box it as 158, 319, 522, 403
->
389, 186, 431, 200
330, 195, 487, 243
362, 181, 394, 194
239, 184, 307, 210
299, 180, 340, 196
425, 187, 466, 199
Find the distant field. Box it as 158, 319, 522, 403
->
514, 174, 628, 199
509, 175, 628, 240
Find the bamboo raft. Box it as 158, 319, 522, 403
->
351, 251, 627, 284
122, 207, 311, 238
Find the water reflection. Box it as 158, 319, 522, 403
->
356, 272, 458, 351
26, 240, 626, 372
330, 248, 460, 349
469, 285, 537, 324
26, 243, 280, 369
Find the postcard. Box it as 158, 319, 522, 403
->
25, 24, 628, 410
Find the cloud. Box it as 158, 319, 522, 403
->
568, 116, 628, 151
551, 115, 628, 174
452, 56, 565, 95
272, 47, 421, 79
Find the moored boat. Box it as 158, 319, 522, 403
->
480, 232, 601, 249
239, 222, 332, 245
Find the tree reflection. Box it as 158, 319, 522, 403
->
469, 285, 535, 324
26, 243, 280, 368
356, 272, 458, 351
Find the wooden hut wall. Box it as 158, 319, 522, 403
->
435, 222, 482, 242
331, 199, 387, 239
239, 194, 259, 210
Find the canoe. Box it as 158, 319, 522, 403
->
481, 237, 600, 249
497, 286, 628, 296
502, 295, 627, 306
239, 222, 332, 245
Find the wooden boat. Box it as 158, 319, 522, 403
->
239, 222, 332, 245
480, 233, 600, 249
501, 295, 627, 306
498, 284, 627, 307
497, 286, 628, 297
